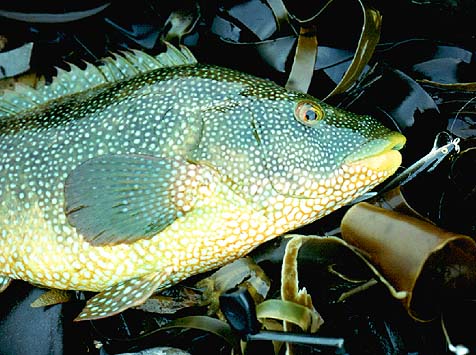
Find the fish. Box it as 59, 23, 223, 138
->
0, 43, 406, 321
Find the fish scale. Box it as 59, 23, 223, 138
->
0, 44, 406, 320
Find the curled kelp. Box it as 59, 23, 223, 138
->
254, 234, 396, 354
341, 202, 476, 321
196, 257, 271, 318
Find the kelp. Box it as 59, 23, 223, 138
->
279, 235, 323, 355
257, 234, 411, 354
161, 0, 201, 43
88, 310, 240, 355
370, 186, 428, 221
432, 141, 476, 236
196, 257, 270, 318
219, 286, 343, 354
30, 289, 73, 308
209, 0, 382, 97
324, 1, 381, 98
341, 202, 476, 321
0, 42, 33, 79
156, 316, 240, 352
134, 286, 202, 315
284, 25, 317, 93
0, 2, 111, 23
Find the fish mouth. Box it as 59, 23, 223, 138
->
345, 132, 406, 176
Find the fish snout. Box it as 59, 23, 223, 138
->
345, 132, 406, 177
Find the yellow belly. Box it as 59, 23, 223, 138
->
0, 182, 277, 292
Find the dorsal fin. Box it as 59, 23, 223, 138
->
0, 43, 197, 118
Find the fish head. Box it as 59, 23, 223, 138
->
251, 91, 406, 204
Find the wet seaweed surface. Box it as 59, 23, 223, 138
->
1, 1, 476, 354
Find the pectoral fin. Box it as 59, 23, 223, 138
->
65, 154, 203, 245
74, 271, 171, 321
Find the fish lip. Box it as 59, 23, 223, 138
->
344, 132, 406, 174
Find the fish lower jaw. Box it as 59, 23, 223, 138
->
265, 158, 399, 228
347, 149, 402, 177
298, 163, 397, 222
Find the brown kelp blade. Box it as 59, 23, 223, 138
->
31, 289, 73, 308
341, 202, 476, 321
196, 257, 270, 317
280, 235, 324, 333
134, 285, 203, 315
325, 1, 382, 98
370, 186, 430, 221
285, 25, 318, 93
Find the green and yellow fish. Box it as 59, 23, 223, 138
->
0, 44, 405, 320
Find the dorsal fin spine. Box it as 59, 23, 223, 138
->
0, 43, 197, 118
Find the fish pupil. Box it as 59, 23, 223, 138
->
305, 109, 317, 121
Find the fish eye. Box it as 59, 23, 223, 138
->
294, 101, 325, 126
